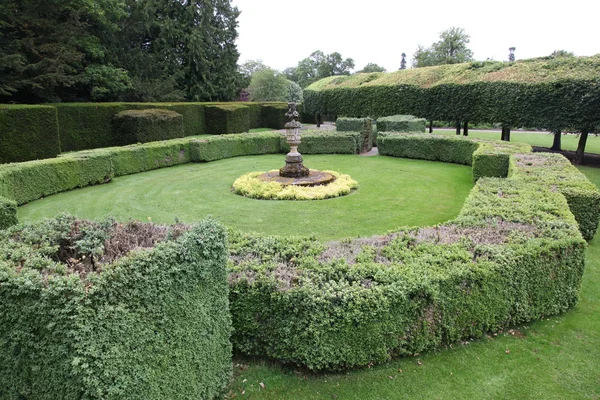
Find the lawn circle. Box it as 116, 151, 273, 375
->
232, 169, 358, 200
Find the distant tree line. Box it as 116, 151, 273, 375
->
0, 0, 241, 103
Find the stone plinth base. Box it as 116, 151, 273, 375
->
279, 154, 309, 178
258, 170, 336, 187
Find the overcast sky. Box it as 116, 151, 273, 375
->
231, 0, 600, 72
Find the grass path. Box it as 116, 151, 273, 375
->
18, 154, 473, 241
225, 166, 600, 400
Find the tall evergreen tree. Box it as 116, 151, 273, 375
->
0, 0, 129, 103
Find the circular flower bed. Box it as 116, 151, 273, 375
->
232, 170, 358, 200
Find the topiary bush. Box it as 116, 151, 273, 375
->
376, 115, 427, 133
205, 104, 250, 134
260, 103, 288, 129
191, 132, 281, 162
113, 109, 185, 143
0, 105, 60, 163
0, 216, 231, 399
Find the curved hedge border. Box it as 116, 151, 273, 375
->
0, 131, 598, 373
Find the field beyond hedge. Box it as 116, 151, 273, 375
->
17, 155, 473, 241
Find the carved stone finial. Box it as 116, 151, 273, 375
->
285, 102, 300, 122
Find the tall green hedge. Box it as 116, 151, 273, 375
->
0, 105, 60, 163
205, 104, 251, 134
260, 103, 288, 129
113, 109, 185, 143
0, 217, 231, 399
304, 57, 600, 132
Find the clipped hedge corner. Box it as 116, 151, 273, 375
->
113, 109, 185, 143
0, 216, 231, 399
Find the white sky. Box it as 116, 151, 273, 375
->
231, 0, 600, 72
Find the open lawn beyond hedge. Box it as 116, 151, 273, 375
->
433, 129, 600, 155
223, 165, 600, 400
17, 154, 473, 241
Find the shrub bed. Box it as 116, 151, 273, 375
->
113, 109, 185, 143
0, 216, 231, 399
0, 105, 60, 163
232, 170, 358, 200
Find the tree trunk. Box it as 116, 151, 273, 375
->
429, 120, 433, 133
551, 129, 562, 151
501, 127, 511, 141
574, 131, 589, 165
463, 121, 469, 137
316, 113, 321, 128
456, 121, 461, 135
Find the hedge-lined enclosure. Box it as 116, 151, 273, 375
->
0, 217, 231, 399
0, 102, 295, 162
1, 132, 598, 374
304, 56, 600, 135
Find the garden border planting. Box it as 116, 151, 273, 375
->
0, 131, 598, 374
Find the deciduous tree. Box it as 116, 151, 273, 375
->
413, 27, 474, 68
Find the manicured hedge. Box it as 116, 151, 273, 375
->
281, 130, 361, 154
303, 57, 600, 132
191, 132, 282, 162
376, 115, 426, 133
0, 216, 231, 399
0, 105, 60, 163
377, 133, 531, 181
113, 109, 185, 143
336, 117, 373, 152
228, 175, 585, 370
260, 103, 288, 129
205, 104, 251, 134
0, 197, 17, 229
509, 152, 600, 240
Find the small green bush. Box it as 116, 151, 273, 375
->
0, 105, 60, 163
205, 104, 250, 134
0, 216, 231, 399
113, 109, 184, 143
280, 130, 361, 154
0, 197, 17, 229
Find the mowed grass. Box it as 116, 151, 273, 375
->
225, 166, 600, 400
434, 129, 600, 154
17, 154, 473, 241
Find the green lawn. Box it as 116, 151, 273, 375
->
17, 154, 473, 241
225, 166, 600, 400
434, 129, 600, 154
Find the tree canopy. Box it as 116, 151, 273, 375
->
285, 51, 355, 88
0, 0, 242, 103
357, 63, 386, 73
412, 27, 474, 68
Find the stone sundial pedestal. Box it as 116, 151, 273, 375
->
258, 102, 335, 187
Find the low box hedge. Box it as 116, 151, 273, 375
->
0, 105, 60, 163
0, 216, 231, 399
376, 115, 426, 133
509, 152, 600, 240
113, 109, 185, 143
191, 132, 282, 162
280, 130, 361, 154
